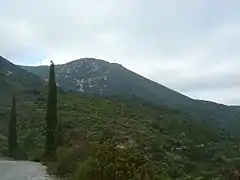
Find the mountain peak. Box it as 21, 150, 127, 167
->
65, 58, 110, 66
59, 58, 113, 76
56, 58, 123, 70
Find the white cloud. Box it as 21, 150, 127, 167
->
0, 0, 240, 104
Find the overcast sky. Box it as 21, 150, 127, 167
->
1, 0, 240, 105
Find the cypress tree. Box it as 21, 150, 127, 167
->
55, 118, 63, 149
8, 95, 17, 158
45, 61, 58, 156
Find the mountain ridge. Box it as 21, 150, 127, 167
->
20, 58, 192, 99
18, 58, 234, 107
20, 58, 231, 106
19, 57, 240, 135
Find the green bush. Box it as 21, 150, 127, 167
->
73, 141, 156, 180
56, 142, 93, 176
73, 158, 95, 180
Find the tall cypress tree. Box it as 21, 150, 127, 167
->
8, 95, 17, 158
45, 61, 58, 156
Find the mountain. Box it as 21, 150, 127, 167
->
21, 58, 240, 135
2, 57, 240, 178
21, 58, 190, 103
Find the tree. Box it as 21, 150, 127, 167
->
45, 61, 59, 156
55, 118, 63, 149
8, 95, 17, 158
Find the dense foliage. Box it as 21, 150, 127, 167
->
1, 56, 240, 179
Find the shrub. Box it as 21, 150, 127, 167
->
73, 141, 156, 180
56, 142, 93, 176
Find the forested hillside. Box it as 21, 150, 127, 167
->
1, 57, 240, 179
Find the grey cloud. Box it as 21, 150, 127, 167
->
168, 73, 240, 92
0, 0, 240, 104
186, 87, 240, 105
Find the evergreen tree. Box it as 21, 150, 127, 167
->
45, 61, 58, 156
55, 118, 63, 149
8, 95, 17, 158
